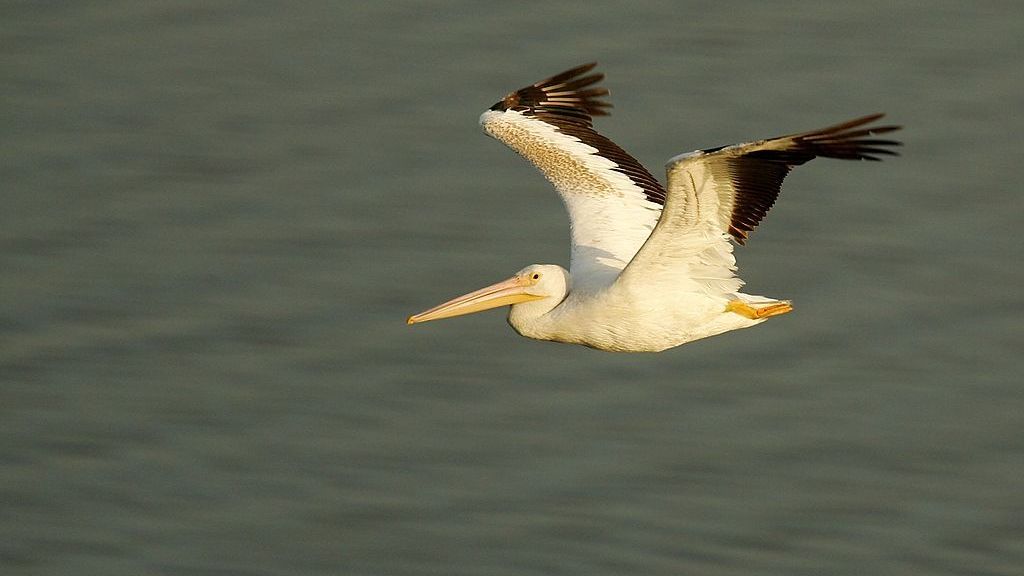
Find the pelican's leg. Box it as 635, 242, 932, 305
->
726, 300, 793, 320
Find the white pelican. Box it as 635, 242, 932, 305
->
408, 63, 901, 352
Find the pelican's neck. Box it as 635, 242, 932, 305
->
507, 294, 565, 341
504, 264, 572, 342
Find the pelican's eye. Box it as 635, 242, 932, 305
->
531, 273, 541, 281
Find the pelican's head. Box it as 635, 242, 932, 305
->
407, 264, 569, 325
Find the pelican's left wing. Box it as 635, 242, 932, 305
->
617, 114, 902, 294
479, 64, 666, 287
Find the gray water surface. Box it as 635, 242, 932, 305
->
2, 2, 1023, 575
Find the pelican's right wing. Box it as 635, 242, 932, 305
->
617, 114, 901, 295
479, 64, 667, 287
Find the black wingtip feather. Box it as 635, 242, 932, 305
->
724, 114, 903, 244
489, 63, 613, 125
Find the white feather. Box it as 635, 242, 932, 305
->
480, 109, 661, 288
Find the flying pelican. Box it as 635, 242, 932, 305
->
407, 63, 901, 352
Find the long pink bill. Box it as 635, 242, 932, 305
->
407, 275, 542, 325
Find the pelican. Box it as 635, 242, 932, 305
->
408, 63, 901, 352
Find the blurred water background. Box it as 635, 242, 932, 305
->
2, 2, 1022, 575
